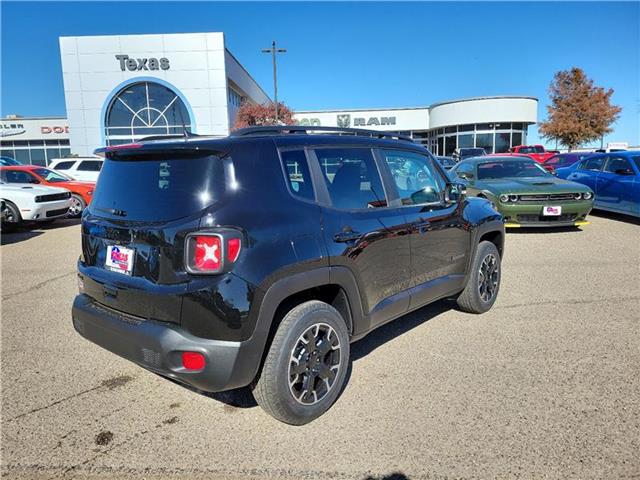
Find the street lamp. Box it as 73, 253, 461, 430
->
262, 40, 286, 122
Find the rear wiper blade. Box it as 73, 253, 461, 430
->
96, 207, 127, 217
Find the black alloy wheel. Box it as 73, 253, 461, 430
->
478, 253, 499, 302
288, 323, 342, 405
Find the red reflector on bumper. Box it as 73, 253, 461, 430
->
181, 351, 206, 370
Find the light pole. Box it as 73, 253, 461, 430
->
262, 40, 286, 123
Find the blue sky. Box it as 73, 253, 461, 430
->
1, 1, 638, 146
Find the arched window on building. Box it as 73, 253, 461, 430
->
104, 81, 192, 146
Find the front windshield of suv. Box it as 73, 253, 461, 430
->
32, 168, 73, 182
477, 160, 550, 179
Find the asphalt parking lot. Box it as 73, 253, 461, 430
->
1, 213, 639, 480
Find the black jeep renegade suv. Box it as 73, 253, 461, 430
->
72, 126, 504, 424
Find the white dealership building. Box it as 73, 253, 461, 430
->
58, 32, 270, 156
293, 96, 539, 156
1, 31, 539, 163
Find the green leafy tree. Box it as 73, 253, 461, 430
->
539, 67, 621, 150
232, 101, 295, 130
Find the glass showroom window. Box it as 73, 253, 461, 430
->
475, 133, 494, 154
104, 82, 192, 145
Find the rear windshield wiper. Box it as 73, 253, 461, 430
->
96, 207, 127, 217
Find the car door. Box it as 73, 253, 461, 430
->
309, 146, 412, 331
377, 148, 470, 311
566, 155, 604, 194
596, 155, 637, 215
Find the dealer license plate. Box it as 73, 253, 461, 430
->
105, 245, 135, 275
542, 206, 562, 216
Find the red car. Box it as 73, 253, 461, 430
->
488, 152, 556, 173
0, 165, 95, 217
509, 145, 556, 163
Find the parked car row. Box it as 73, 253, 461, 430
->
450, 156, 594, 227
0, 161, 101, 229
441, 145, 639, 220
555, 151, 640, 218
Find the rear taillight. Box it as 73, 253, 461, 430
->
185, 230, 242, 275
181, 351, 206, 371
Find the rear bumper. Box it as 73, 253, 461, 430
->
72, 294, 263, 392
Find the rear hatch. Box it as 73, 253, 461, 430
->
79, 148, 229, 323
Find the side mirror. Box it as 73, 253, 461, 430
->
459, 171, 474, 181
615, 168, 634, 176
445, 182, 466, 203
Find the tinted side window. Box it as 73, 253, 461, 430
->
52, 161, 75, 170
313, 148, 386, 209
381, 149, 445, 205
604, 156, 632, 174
77, 161, 103, 172
280, 150, 314, 201
2, 170, 38, 184
581, 157, 604, 171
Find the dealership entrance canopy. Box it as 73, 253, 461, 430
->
0, 31, 538, 163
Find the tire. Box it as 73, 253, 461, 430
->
456, 240, 501, 314
252, 300, 350, 425
1, 201, 22, 230
68, 194, 86, 217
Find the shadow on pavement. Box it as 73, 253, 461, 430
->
590, 209, 640, 225
364, 474, 410, 480
202, 298, 454, 411
506, 225, 582, 235
1, 218, 80, 245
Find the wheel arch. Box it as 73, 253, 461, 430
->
249, 266, 365, 384
2, 199, 22, 223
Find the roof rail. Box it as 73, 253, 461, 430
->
230, 125, 415, 143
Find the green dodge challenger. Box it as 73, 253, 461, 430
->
450, 156, 594, 228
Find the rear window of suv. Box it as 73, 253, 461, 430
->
52, 161, 75, 170
89, 153, 227, 222
77, 160, 103, 171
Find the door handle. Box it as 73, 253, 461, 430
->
333, 227, 361, 243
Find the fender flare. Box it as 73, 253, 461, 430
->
238, 266, 366, 386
